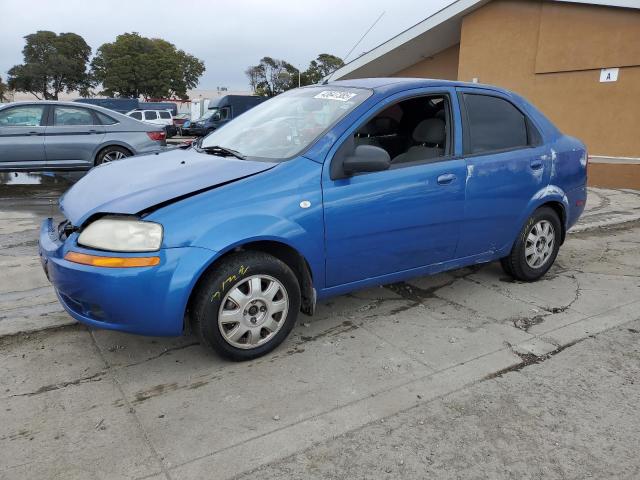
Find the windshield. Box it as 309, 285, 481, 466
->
197, 108, 218, 121
200, 86, 371, 159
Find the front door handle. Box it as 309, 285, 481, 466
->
437, 173, 456, 185
88, 129, 99, 134
530, 158, 544, 170
27, 131, 40, 136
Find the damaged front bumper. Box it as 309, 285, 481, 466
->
38, 217, 215, 336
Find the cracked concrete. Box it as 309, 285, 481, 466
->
1, 182, 640, 479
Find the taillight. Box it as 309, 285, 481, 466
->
147, 131, 166, 142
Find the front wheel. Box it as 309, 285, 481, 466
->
191, 251, 301, 361
501, 207, 561, 282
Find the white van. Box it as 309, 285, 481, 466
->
126, 109, 176, 137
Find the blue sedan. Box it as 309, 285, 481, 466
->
39, 78, 587, 360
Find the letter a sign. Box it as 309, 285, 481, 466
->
600, 68, 619, 82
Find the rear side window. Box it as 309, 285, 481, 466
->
144, 111, 158, 120
53, 106, 95, 126
97, 112, 118, 125
130, 112, 143, 120
159, 111, 171, 119
463, 94, 528, 154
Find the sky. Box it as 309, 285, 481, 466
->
0, 0, 453, 92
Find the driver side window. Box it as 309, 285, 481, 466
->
332, 94, 452, 179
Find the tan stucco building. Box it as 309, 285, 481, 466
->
331, 0, 640, 189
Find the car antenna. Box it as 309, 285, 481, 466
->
322, 10, 385, 85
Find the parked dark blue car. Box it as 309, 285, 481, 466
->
39, 78, 587, 360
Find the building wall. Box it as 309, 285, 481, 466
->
393, 44, 460, 80
456, 0, 640, 161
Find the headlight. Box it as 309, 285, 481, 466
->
77, 216, 163, 252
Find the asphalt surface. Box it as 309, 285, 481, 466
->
1, 175, 639, 479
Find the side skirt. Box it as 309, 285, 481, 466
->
316, 248, 510, 301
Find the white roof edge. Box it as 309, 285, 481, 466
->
330, 0, 640, 80
331, 0, 485, 80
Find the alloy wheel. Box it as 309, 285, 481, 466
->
217, 275, 289, 349
102, 151, 128, 162
525, 220, 555, 268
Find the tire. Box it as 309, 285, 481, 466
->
501, 207, 561, 282
95, 146, 132, 165
191, 251, 301, 361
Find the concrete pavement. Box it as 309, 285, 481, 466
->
1, 184, 639, 479
242, 319, 640, 480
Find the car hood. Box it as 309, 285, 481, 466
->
60, 148, 277, 226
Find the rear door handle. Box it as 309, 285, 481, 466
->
437, 173, 456, 185
530, 159, 544, 170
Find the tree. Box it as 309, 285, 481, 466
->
245, 65, 265, 95
304, 54, 344, 84
0, 76, 8, 102
7, 31, 92, 100
91, 33, 205, 99
245, 53, 345, 95
245, 56, 298, 96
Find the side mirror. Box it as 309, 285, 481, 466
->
343, 145, 390, 176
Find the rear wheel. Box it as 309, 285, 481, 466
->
501, 207, 561, 282
191, 251, 301, 361
96, 146, 131, 165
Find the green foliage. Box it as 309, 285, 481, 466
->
246, 53, 345, 96
91, 33, 205, 100
0, 76, 8, 102
245, 57, 299, 97
304, 53, 345, 84
7, 31, 92, 100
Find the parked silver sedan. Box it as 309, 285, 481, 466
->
0, 101, 167, 171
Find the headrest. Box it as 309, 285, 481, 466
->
412, 118, 445, 144
357, 116, 398, 136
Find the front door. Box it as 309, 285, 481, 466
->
0, 104, 47, 169
45, 105, 106, 169
322, 90, 466, 287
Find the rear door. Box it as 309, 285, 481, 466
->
0, 104, 47, 169
456, 88, 550, 257
45, 105, 106, 168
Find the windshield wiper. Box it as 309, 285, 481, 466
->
199, 144, 246, 160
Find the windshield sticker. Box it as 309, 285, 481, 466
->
314, 91, 358, 102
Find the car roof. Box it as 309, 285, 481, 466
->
0, 100, 129, 117
0, 101, 164, 130
127, 109, 172, 113
324, 77, 508, 96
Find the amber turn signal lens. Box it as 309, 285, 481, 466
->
64, 252, 160, 268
